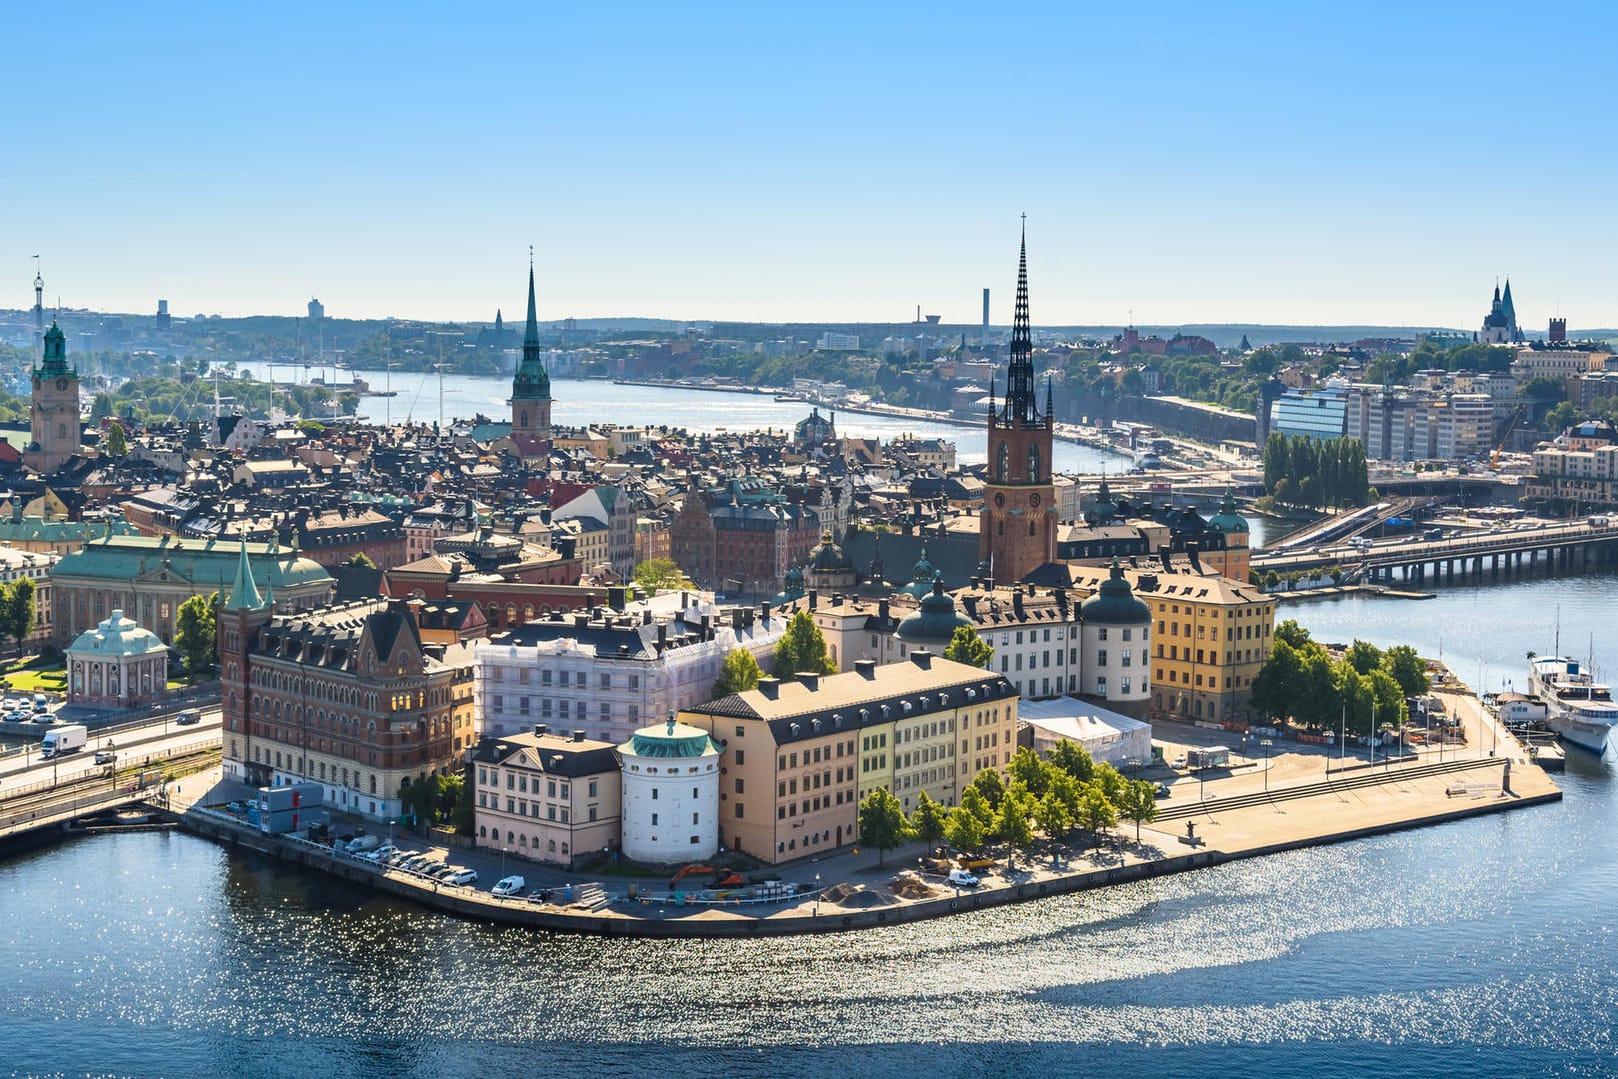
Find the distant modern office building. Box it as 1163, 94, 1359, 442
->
1267, 387, 1348, 440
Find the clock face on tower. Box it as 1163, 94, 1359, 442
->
994, 493, 1006, 508
55, 378, 68, 391
1029, 492, 1042, 507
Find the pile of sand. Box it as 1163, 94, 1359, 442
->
889, 871, 938, 901
822, 882, 857, 903
834, 887, 890, 909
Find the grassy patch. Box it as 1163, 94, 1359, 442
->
1, 665, 65, 694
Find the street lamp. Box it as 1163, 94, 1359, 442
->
500, 846, 508, 879
814, 872, 821, 917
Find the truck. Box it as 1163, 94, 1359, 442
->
1423, 528, 1443, 541
41, 724, 87, 759
1589, 515, 1610, 528
345, 834, 382, 854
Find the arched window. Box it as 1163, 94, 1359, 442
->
997, 442, 1009, 482
1027, 443, 1040, 482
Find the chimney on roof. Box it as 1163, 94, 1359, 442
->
878, 599, 889, 622
910, 648, 933, 669
798, 671, 821, 690
854, 658, 877, 679
758, 676, 780, 700
608, 585, 628, 612
1186, 542, 1201, 572
535, 724, 548, 737
808, 589, 818, 610
1012, 591, 1024, 616
573, 730, 585, 742
1159, 545, 1174, 573
760, 600, 771, 625
656, 623, 667, 653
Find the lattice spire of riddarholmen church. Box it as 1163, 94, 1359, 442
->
999, 216, 1044, 428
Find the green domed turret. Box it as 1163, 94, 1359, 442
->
895, 573, 970, 645
772, 564, 806, 607
898, 545, 936, 600
1207, 486, 1250, 535
1080, 559, 1150, 626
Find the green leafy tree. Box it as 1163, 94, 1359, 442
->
857, 786, 910, 867
713, 647, 762, 697
633, 557, 694, 596
909, 790, 949, 846
1033, 792, 1074, 857
0, 579, 32, 656
1344, 639, 1383, 676
1046, 740, 1094, 784
174, 592, 218, 676
1091, 761, 1128, 808
347, 552, 375, 569
774, 609, 836, 677
1251, 637, 1302, 722
1119, 780, 1159, 842
943, 624, 994, 669
104, 421, 129, 458
453, 771, 476, 834
968, 767, 1007, 811
1007, 746, 1052, 798
1380, 644, 1430, 699
945, 801, 988, 852
1077, 787, 1119, 848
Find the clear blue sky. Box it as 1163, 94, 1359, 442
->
13, 2, 1617, 330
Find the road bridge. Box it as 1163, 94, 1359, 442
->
1253, 519, 1618, 584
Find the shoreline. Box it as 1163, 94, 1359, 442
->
165, 746, 1559, 938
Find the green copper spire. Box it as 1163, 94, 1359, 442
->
512, 255, 550, 401
226, 534, 264, 610
38, 320, 70, 378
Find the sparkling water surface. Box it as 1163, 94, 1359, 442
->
6, 380, 1613, 1076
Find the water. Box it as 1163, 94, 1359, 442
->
4, 572, 1615, 1076
12, 378, 1613, 1073
229, 365, 1129, 474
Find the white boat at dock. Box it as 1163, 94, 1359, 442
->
1528, 655, 1618, 754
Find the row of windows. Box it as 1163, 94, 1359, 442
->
495, 668, 642, 690
1155, 668, 1253, 689
259, 747, 377, 793
777, 790, 850, 817
477, 826, 571, 857
489, 696, 640, 724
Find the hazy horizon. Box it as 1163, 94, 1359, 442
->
13, 4, 1616, 332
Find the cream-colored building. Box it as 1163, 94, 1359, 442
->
472, 727, 621, 868
681, 651, 1019, 863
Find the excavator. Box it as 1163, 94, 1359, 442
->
668, 864, 744, 889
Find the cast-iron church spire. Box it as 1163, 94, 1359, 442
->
1000, 214, 1040, 428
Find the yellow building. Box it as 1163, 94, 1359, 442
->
680, 651, 1019, 864
1065, 558, 1274, 726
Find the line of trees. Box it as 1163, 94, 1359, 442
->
858, 744, 1159, 865
1262, 433, 1370, 510
1249, 620, 1429, 735
0, 579, 36, 657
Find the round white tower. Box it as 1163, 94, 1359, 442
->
618, 715, 720, 864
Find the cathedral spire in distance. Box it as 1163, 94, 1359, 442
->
510, 249, 552, 442
1001, 214, 1041, 428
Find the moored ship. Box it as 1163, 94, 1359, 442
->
1528, 655, 1618, 754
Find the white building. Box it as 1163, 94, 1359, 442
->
618, 717, 720, 863
1019, 696, 1152, 769
1078, 562, 1152, 717
477, 591, 788, 745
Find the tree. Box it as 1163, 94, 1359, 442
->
452, 772, 476, 835
943, 624, 993, 669
857, 787, 910, 867
1119, 780, 1159, 842
1380, 644, 1430, 699
1250, 637, 1302, 722
1076, 787, 1118, 847
1046, 740, 1094, 784
945, 802, 988, 852
968, 768, 1007, 811
1091, 761, 1128, 808
1033, 792, 1074, 857
713, 647, 762, 697
995, 787, 1037, 868
2, 578, 34, 656
909, 790, 949, 847
175, 591, 218, 676
1007, 746, 1051, 798
347, 552, 375, 569
633, 557, 694, 596
1344, 639, 1383, 676
774, 610, 836, 677
104, 421, 128, 458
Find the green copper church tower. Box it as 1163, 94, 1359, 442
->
509, 260, 552, 443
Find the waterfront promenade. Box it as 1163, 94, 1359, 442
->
161, 679, 1558, 938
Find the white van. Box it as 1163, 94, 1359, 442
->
491, 875, 526, 897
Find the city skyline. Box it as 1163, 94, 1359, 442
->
13, 3, 1618, 330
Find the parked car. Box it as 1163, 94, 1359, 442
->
428, 864, 459, 880
93, 750, 117, 765
447, 868, 478, 886
491, 875, 526, 897
33, 694, 49, 713
947, 869, 980, 888
365, 844, 399, 863
175, 710, 201, 726
32, 714, 54, 725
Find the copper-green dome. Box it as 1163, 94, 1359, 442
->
895, 574, 970, 644
1081, 560, 1151, 625
898, 545, 936, 600
772, 564, 806, 606
809, 529, 852, 572
1207, 487, 1250, 534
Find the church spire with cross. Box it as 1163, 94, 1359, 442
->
510, 248, 553, 443
999, 214, 1043, 428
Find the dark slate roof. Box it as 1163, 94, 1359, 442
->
841, 528, 982, 591
472, 732, 619, 778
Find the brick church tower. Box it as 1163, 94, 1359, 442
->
26, 321, 80, 474
979, 221, 1056, 584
